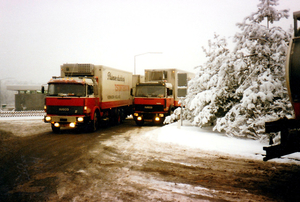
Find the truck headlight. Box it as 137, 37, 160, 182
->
159, 114, 164, 117
45, 116, 51, 122
134, 113, 139, 117
137, 116, 143, 121
54, 122, 60, 127
77, 117, 84, 122
69, 122, 76, 128
155, 117, 160, 122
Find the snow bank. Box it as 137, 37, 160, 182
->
144, 121, 300, 164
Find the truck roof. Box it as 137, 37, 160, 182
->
48, 77, 94, 85
144, 68, 194, 74
137, 81, 172, 88
61, 63, 133, 77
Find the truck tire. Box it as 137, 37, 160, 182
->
135, 120, 144, 126
51, 124, 60, 133
116, 109, 123, 124
111, 109, 123, 125
89, 111, 99, 132
117, 114, 122, 124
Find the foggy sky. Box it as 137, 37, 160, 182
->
1, 0, 299, 84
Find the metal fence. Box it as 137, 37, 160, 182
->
0, 110, 46, 117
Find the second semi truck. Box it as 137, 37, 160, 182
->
132, 69, 194, 125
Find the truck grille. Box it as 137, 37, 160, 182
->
135, 105, 164, 112
47, 106, 84, 115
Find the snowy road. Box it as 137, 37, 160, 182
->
1, 118, 300, 201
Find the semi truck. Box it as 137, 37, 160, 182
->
132, 69, 194, 125
44, 63, 132, 133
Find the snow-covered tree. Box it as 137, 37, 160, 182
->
183, 34, 242, 127
184, 0, 293, 139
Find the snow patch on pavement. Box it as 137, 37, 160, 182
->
128, 174, 215, 201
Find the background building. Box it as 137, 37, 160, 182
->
6, 85, 45, 111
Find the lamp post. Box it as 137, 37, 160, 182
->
134, 52, 162, 75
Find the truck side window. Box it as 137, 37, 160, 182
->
88, 85, 94, 95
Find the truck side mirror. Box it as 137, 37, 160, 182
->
41, 86, 45, 94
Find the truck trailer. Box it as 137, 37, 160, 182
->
132, 69, 194, 125
44, 63, 132, 133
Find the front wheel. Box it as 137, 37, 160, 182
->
51, 124, 60, 133
89, 111, 100, 132
135, 120, 144, 126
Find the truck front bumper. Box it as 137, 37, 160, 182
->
133, 112, 165, 124
44, 115, 88, 128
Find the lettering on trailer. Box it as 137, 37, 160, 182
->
115, 84, 129, 91
107, 72, 125, 82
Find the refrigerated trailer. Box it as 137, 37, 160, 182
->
44, 63, 132, 133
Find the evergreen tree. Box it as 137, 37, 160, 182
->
214, 0, 292, 139
183, 0, 293, 139
184, 34, 242, 127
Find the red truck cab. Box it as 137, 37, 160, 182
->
132, 69, 194, 126
133, 81, 173, 125
44, 77, 100, 133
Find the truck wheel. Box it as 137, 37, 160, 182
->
116, 109, 123, 124
135, 120, 144, 126
51, 124, 60, 133
112, 109, 123, 125
90, 111, 99, 132
117, 114, 122, 124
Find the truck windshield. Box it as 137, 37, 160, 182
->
48, 83, 86, 97
136, 86, 165, 97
